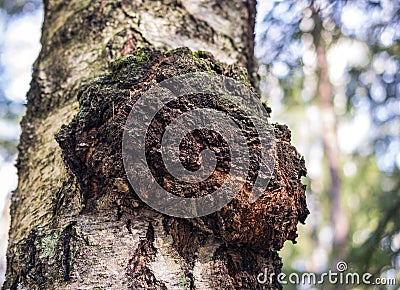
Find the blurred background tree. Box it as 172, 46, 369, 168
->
256, 0, 399, 288
0, 0, 399, 288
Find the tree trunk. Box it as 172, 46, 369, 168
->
4, 1, 308, 289
311, 3, 349, 265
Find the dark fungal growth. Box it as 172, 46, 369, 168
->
56, 47, 308, 262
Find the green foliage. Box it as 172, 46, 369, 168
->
257, 0, 400, 286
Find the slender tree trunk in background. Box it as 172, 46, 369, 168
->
311, 4, 349, 265
3, 1, 308, 289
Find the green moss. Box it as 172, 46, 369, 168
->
110, 50, 150, 72
164, 48, 220, 74
107, 48, 160, 87
164, 47, 193, 57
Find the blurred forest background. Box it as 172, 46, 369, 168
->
0, 0, 399, 288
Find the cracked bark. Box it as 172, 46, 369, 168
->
4, 1, 308, 289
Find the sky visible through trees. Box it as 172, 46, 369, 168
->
0, 0, 399, 288
255, 0, 399, 287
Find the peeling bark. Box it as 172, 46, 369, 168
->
4, 1, 308, 289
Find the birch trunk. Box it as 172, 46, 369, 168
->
311, 3, 349, 265
3, 1, 308, 289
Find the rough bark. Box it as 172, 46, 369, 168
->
4, 1, 308, 289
